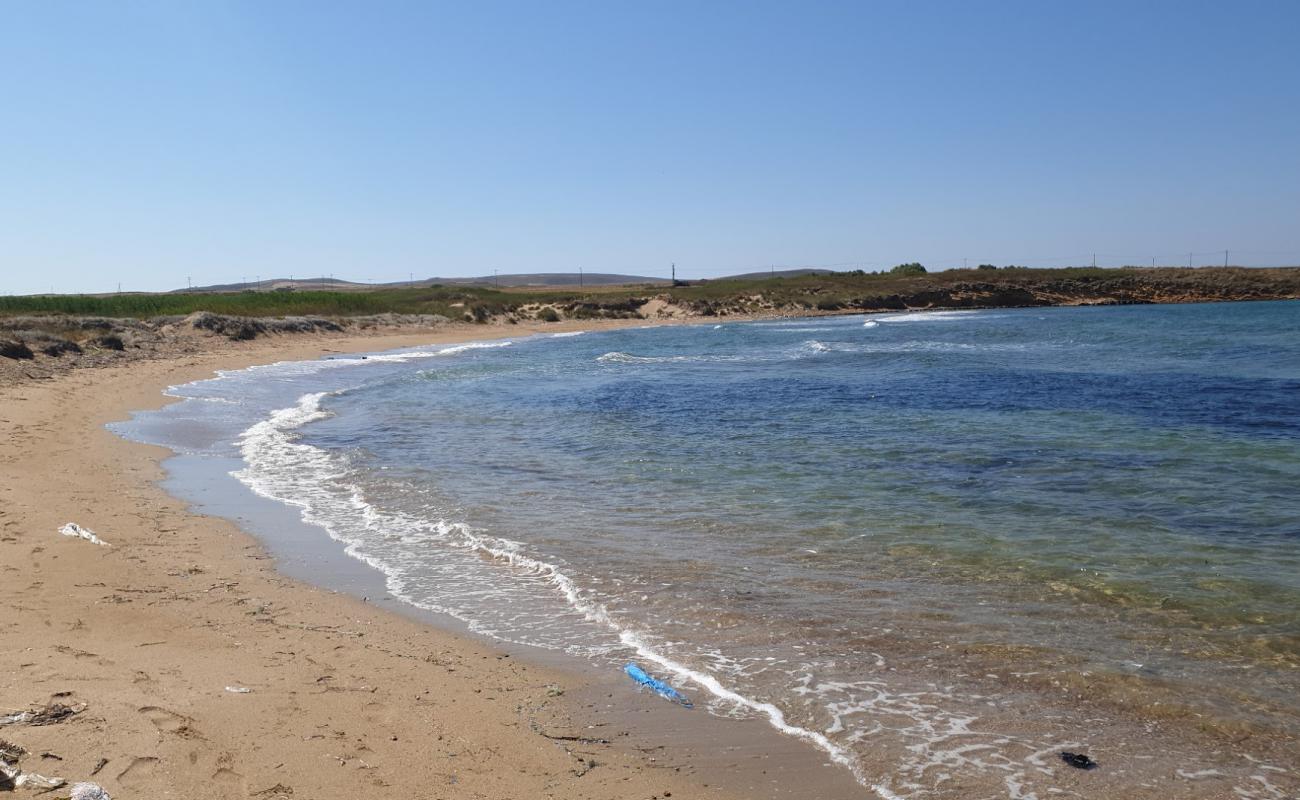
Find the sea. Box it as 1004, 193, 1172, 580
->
114, 301, 1300, 799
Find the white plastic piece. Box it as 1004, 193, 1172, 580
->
71, 783, 113, 800
58, 523, 110, 547
0, 760, 65, 790
224, 686, 251, 693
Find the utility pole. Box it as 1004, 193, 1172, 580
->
1224, 250, 1229, 268
672, 263, 676, 284
1188, 252, 1193, 268
1092, 253, 1096, 268
256, 275, 260, 291
494, 269, 499, 289
579, 267, 583, 288
964, 257, 968, 270
187, 276, 192, 291
409, 272, 414, 287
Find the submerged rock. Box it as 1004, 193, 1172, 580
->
1060, 751, 1098, 770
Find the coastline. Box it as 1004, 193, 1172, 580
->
5, 308, 1296, 799
0, 319, 865, 800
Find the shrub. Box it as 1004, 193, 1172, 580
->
890, 262, 927, 276
0, 339, 34, 359
41, 339, 82, 356
537, 307, 561, 322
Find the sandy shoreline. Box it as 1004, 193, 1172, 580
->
2, 319, 856, 799
5, 313, 1297, 799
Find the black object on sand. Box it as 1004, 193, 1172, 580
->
1060, 752, 1097, 770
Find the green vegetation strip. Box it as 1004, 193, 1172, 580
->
1, 268, 1296, 320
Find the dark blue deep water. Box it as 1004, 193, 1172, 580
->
118, 301, 1300, 799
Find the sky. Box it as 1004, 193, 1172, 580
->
2, 1, 1298, 294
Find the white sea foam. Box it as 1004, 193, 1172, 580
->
803, 339, 989, 355
1177, 768, 1227, 779
875, 310, 990, 323
550, 331, 587, 338
357, 340, 513, 362
598, 351, 691, 363
596, 351, 749, 364
156, 340, 515, 406
229, 390, 906, 796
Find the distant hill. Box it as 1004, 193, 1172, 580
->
177, 269, 853, 293
177, 273, 668, 292
176, 277, 361, 293
437, 273, 668, 288
715, 268, 837, 281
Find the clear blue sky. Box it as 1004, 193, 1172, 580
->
3, 1, 1298, 294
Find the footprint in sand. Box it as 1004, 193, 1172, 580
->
115, 756, 160, 788
213, 767, 246, 785
212, 751, 247, 795
138, 705, 201, 738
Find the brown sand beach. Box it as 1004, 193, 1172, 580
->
0, 320, 877, 800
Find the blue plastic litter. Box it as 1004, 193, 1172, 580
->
624, 663, 693, 708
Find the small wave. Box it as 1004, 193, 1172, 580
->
360, 340, 513, 362
863, 320, 879, 328
550, 331, 586, 338
875, 310, 989, 323
596, 351, 744, 364
162, 386, 240, 403
172, 341, 515, 395
804, 339, 989, 355
598, 351, 677, 364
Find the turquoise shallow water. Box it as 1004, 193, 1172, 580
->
117, 301, 1300, 798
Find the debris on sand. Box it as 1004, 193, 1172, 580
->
0, 702, 86, 727
624, 663, 693, 708
58, 523, 110, 547
0, 753, 65, 791
1060, 751, 1098, 770
0, 739, 24, 762
70, 782, 113, 800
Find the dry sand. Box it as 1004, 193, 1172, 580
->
0, 321, 771, 800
